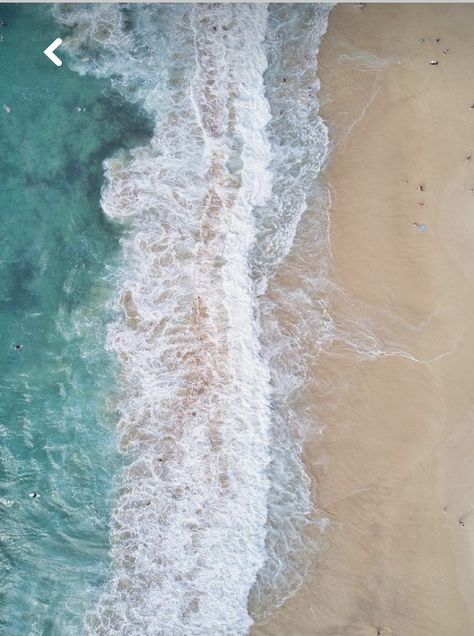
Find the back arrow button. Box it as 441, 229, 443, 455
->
44, 38, 63, 67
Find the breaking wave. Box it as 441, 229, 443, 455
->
55, 4, 331, 634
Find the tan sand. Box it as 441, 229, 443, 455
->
253, 4, 474, 636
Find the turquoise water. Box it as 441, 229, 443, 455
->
0, 5, 152, 634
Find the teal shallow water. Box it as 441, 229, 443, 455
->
0, 5, 152, 634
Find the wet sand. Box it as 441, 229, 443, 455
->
254, 4, 474, 635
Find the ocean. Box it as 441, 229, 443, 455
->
0, 4, 332, 634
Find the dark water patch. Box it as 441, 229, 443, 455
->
0, 259, 37, 313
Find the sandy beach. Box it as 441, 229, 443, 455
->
253, 4, 474, 635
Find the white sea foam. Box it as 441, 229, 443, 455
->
251, 5, 331, 293
55, 4, 332, 634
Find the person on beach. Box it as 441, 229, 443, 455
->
413, 222, 427, 232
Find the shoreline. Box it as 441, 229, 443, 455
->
254, 4, 474, 635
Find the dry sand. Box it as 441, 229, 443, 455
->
254, 4, 474, 635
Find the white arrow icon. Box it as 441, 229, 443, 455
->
43, 38, 63, 67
